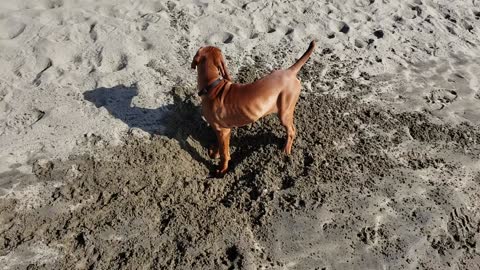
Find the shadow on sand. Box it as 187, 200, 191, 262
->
83, 84, 283, 175
83, 85, 217, 170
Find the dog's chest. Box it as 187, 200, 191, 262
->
201, 99, 256, 128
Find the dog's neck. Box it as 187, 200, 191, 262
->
197, 67, 223, 93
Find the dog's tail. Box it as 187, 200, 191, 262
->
288, 41, 316, 74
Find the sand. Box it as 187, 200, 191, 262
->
1, 0, 480, 269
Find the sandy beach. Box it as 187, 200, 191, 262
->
1, 0, 480, 269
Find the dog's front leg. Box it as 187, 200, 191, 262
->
214, 128, 231, 177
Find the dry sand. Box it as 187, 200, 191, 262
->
1, 0, 480, 269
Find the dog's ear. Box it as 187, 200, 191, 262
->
218, 54, 232, 81
191, 47, 203, 70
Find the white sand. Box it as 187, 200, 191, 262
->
1, 0, 480, 268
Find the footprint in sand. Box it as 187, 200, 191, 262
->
444, 13, 457, 24
431, 233, 455, 256
463, 22, 474, 33
207, 32, 234, 44
145, 59, 167, 74
411, 5, 422, 18
95, 47, 130, 72
358, 226, 378, 245
6, 108, 46, 133
0, 87, 12, 114
354, 39, 366, 48
424, 88, 458, 109
329, 20, 350, 34
94, 47, 103, 67
140, 36, 153, 50
72, 54, 83, 65
89, 23, 97, 42
267, 28, 276, 34
446, 208, 478, 250
140, 13, 162, 24
354, 0, 375, 7
474, 11, 480, 20
32, 58, 53, 86
0, 18, 26, 40
116, 54, 128, 71
48, 0, 63, 9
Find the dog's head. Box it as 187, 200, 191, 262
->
190, 46, 204, 70
191, 46, 232, 81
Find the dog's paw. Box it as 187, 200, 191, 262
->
214, 169, 227, 178
213, 165, 228, 178
208, 146, 220, 159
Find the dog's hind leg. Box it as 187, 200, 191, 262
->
280, 114, 296, 155
278, 92, 298, 155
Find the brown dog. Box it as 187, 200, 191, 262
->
191, 41, 315, 176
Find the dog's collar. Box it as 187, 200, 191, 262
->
198, 78, 223, 96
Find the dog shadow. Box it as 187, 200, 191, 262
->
83, 84, 282, 176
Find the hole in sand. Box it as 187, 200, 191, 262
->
373, 30, 384, 38
412, 5, 422, 17
444, 14, 457, 23
223, 33, 234, 44
474, 11, 480, 20
207, 32, 234, 44
464, 23, 474, 32
339, 22, 350, 34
